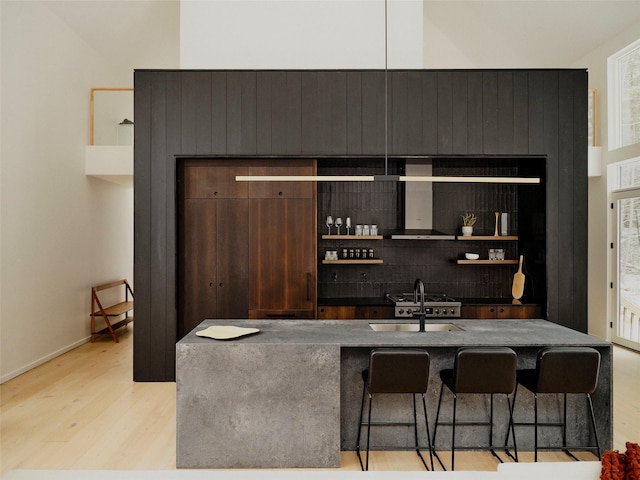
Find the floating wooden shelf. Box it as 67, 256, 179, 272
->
321, 235, 383, 240
322, 259, 384, 265
457, 236, 518, 241
457, 259, 519, 265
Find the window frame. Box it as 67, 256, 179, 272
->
608, 37, 640, 150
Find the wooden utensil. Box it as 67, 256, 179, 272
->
494, 212, 500, 236
512, 255, 525, 300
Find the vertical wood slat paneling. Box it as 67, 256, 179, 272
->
482, 72, 499, 153
497, 71, 514, 154
151, 72, 171, 379
195, 72, 213, 154
180, 72, 198, 154
134, 69, 589, 380
421, 72, 438, 154
270, 71, 302, 155
572, 70, 589, 332
513, 71, 529, 153
301, 72, 347, 155
452, 72, 468, 154
256, 72, 272, 154
133, 71, 153, 381
211, 72, 227, 154
558, 72, 575, 329
406, 71, 424, 154
437, 71, 453, 154
346, 72, 363, 155
164, 72, 182, 376
528, 71, 545, 154
361, 71, 385, 155
543, 71, 560, 328
467, 72, 483, 154
390, 71, 408, 154
227, 72, 257, 155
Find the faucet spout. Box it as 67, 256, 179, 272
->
413, 278, 426, 332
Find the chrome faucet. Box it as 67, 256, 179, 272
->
413, 278, 426, 332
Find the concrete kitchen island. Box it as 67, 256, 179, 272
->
176, 319, 611, 469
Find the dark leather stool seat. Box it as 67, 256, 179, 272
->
432, 347, 518, 471
509, 346, 601, 461
356, 348, 433, 471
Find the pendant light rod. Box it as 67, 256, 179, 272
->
384, 0, 389, 177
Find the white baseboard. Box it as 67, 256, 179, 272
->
0, 336, 91, 384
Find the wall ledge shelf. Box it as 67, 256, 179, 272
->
85, 145, 133, 186
322, 259, 383, 265
457, 259, 518, 265
457, 235, 518, 241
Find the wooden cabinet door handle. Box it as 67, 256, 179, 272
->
306, 273, 312, 301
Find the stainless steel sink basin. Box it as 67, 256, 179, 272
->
369, 323, 464, 332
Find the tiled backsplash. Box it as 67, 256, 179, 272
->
317, 157, 543, 300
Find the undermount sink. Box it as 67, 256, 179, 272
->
369, 323, 464, 332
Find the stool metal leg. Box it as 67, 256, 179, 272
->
365, 392, 373, 471
356, 378, 367, 470
451, 392, 457, 471
586, 393, 601, 460
504, 385, 519, 462
506, 393, 518, 462
432, 381, 447, 471
421, 393, 435, 471
534, 393, 539, 462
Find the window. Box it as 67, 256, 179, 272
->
618, 158, 640, 188
608, 38, 640, 149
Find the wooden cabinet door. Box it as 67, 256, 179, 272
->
183, 165, 248, 199
461, 305, 497, 319
317, 306, 356, 319
248, 162, 314, 199
215, 199, 249, 318
249, 197, 315, 316
180, 199, 218, 337
496, 305, 542, 319
316, 305, 394, 320
355, 306, 395, 319
462, 304, 542, 320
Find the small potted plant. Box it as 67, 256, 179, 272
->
460, 212, 477, 236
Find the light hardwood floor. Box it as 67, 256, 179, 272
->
1, 327, 638, 473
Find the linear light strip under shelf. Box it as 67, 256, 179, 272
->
400, 176, 540, 184
235, 175, 375, 182
236, 175, 540, 183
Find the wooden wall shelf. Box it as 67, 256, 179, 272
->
321, 235, 383, 240
457, 259, 518, 265
457, 236, 518, 241
322, 259, 383, 265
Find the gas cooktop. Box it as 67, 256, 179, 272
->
385, 293, 462, 318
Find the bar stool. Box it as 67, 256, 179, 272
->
509, 346, 601, 461
432, 347, 518, 471
356, 348, 433, 471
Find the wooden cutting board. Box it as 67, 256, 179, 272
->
512, 255, 525, 300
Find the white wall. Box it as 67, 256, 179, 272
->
572, 22, 640, 340
180, 0, 423, 69
0, 2, 134, 382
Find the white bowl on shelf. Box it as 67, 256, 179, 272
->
465, 253, 480, 260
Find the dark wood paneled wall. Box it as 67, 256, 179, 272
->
134, 69, 587, 381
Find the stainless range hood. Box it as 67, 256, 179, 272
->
391, 160, 456, 240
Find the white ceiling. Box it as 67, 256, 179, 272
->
423, 0, 640, 67
43, 0, 640, 70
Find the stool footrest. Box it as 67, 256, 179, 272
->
512, 421, 564, 427
360, 421, 418, 427
432, 420, 495, 427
